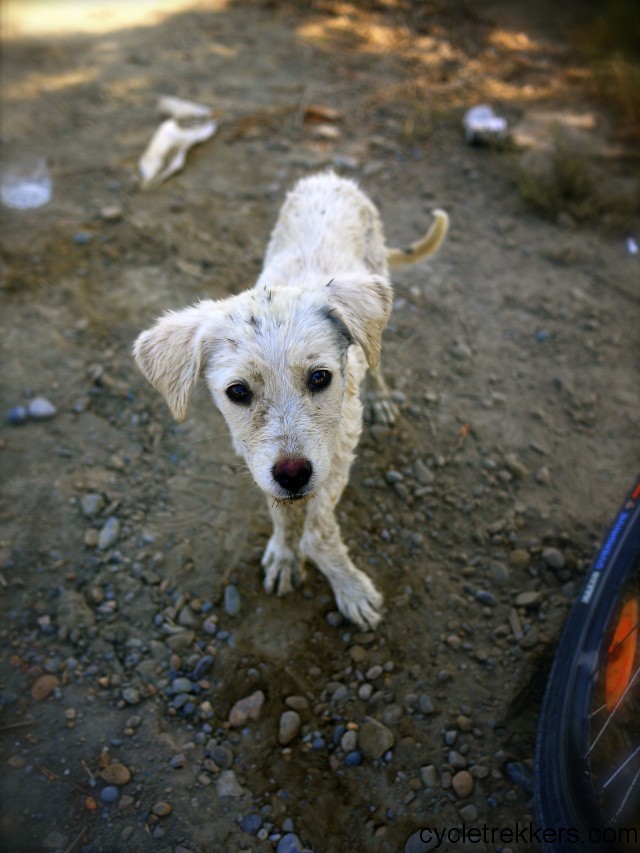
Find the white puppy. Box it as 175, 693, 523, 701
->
134, 172, 448, 629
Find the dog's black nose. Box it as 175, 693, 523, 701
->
272, 458, 312, 494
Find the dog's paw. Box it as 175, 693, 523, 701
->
369, 395, 398, 427
333, 570, 383, 630
261, 537, 306, 596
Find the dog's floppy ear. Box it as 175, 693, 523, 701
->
326, 274, 393, 368
133, 301, 217, 421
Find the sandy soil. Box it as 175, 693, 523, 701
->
1, 2, 638, 852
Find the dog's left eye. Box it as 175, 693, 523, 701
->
308, 369, 332, 391
226, 383, 252, 404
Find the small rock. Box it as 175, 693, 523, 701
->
240, 813, 263, 835
459, 803, 478, 821
285, 695, 309, 711
191, 654, 214, 681
475, 589, 497, 606
503, 453, 529, 479
152, 801, 172, 817
101, 204, 123, 222
31, 674, 59, 701
97, 516, 120, 550
100, 785, 119, 803
340, 730, 358, 752
171, 677, 194, 694
359, 720, 395, 760
543, 547, 565, 570
508, 549, 531, 570
279, 710, 302, 745
514, 591, 542, 608
414, 460, 434, 485
122, 687, 141, 705
216, 769, 244, 797
28, 397, 57, 420
452, 769, 474, 798
80, 493, 105, 518
420, 765, 438, 787
277, 834, 303, 853
342, 750, 361, 768
450, 341, 472, 360
224, 584, 241, 616
404, 829, 438, 852
228, 690, 265, 727
100, 763, 131, 785
6, 406, 28, 426
42, 831, 68, 850
211, 744, 233, 769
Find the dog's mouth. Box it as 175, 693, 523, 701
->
272, 490, 317, 507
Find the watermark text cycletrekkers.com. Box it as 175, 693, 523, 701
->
418, 823, 638, 848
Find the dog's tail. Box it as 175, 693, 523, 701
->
386, 209, 449, 267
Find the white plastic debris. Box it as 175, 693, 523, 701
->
1, 156, 52, 209
139, 96, 217, 190
463, 105, 508, 145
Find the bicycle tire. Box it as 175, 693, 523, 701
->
535, 475, 640, 853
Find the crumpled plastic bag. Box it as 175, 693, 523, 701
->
139, 96, 217, 190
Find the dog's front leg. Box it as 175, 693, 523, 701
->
261, 501, 307, 596
301, 498, 383, 630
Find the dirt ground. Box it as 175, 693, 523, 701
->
1, 1, 639, 852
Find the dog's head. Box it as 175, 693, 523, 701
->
133, 275, 392, 502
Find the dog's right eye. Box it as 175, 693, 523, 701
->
226, 383, 252, 404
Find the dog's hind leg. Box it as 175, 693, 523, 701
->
367, 364, 399, 426
261, 502, 307, 597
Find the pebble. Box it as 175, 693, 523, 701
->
97, 516, 120, 550
344, 751, 362, 767
404, 829, 438, 852
450, 341, 472, 360
101, 204, 123, 222
358, 720, 395, 760
122, 687, 141, 705
414, 459, 434, 485
276, 834, 303, 853
171, 677, 194, 694
224, 584, 241, 616
100, 785, 119, 803
279, 710, 302, 745
543, 547, 565, 570
418, 694, 435, 714
514, 591, 542, 608
80, 493, 105, 518
31, 674, 59, 701
340, 730, 358, 752
420, 765, 438, 787
285, 695, 309, 711
240, 813, 263, 835
211, 744, 233, 769
459, 803, 478, 821
6, 406, 28, 426
508, 548, 531, 570
191, 654, 214, 681
216, 769, 244, 797
43, 831, 68, 850
475, 589, 497, 606
28, 397, 57, 420
451, 770, 474, 798
503, 453, 529, 479
152, 801, 172, 817
228, 690, 265, 727
100, 763, 131, 785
